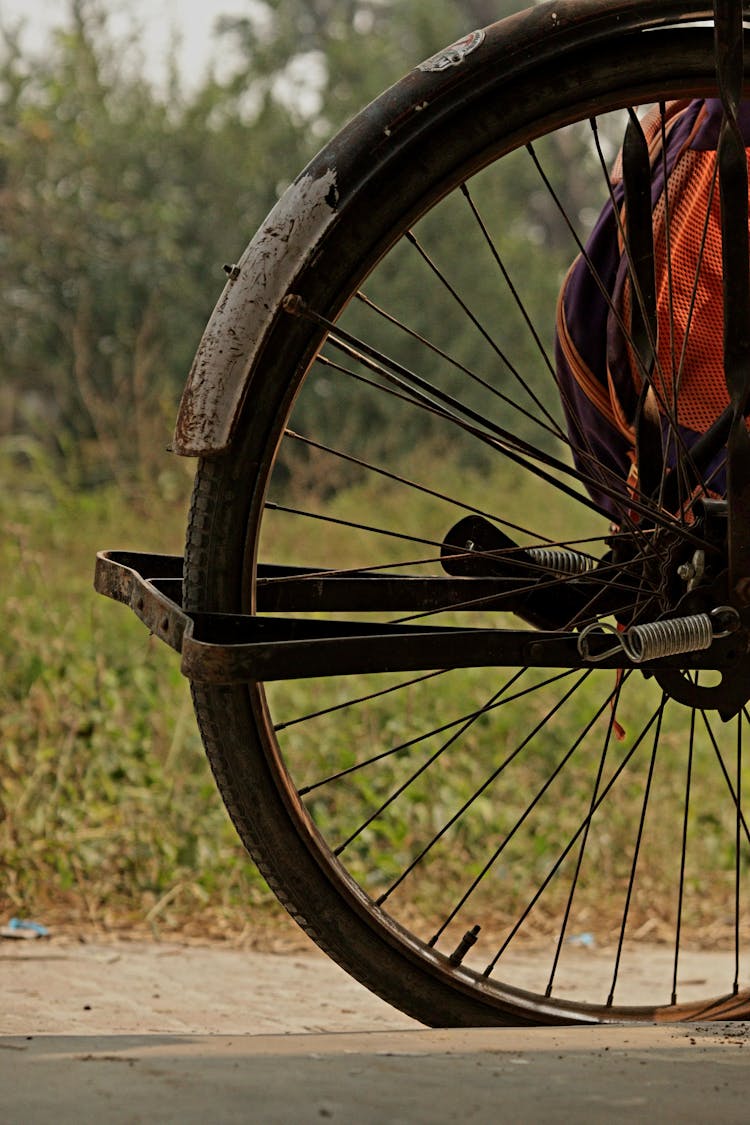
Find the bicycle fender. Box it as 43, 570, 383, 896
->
174, 168, 339, 457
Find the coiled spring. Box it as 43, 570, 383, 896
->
527, 547, 595, 576
578, 606, 739, 664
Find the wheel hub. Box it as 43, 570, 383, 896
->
610, 500, 750, 717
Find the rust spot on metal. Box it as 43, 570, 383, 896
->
173, 167, 339, 457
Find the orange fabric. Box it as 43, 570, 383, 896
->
650, 147, 736, 432
620, 110, 750, 433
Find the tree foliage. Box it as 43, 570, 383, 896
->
0, 0, 598, 483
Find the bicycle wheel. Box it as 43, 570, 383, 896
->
183, 4, 750, 1025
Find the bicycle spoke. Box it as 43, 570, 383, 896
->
700, 710, 750, 847
671, 697, 696, 1006
546, 673, 629, 998
376, 671, 592, 907
458, 183, 559, 385
284, 423, 561, 545
483, 698, 666, 978
265, 500, 445, 552
289, 295, 712, 534
333, 669, 529, 856
313, 353, 660, 548
319, 329, 618, 522
298, 668, 543, 795
273, 670, 446, 733
313, 334, 714, 547
354, 288, 566, 445
428, 672, 617, 949
607, 694, 665, 1007
404, 229, 566, 438
734, 713, 742, 995
299, 671, 579, 798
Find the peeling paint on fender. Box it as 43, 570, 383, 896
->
174, 167, 339, 456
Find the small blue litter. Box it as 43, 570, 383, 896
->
566, 932, 595, 948
1, 917, 50, 939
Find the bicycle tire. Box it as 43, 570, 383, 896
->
184, 4, 750, 1026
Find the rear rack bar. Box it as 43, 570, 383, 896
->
94, 551, 737, 684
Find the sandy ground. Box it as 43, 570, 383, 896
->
0, 935, 418, 1037
2, 935, 750, 1122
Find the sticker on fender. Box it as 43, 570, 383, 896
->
418, 30, 485, 73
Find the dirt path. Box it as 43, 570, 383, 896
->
2, 932, 747, 1033
1, 935, 417, 1036
3, 936, 750, 1122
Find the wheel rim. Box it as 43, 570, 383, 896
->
213, 36, 750, 1023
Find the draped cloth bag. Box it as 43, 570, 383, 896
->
555, 99, 750, 517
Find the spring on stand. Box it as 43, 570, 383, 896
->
577, 607, 739, 664
622, 615, 713, 662
527, 547, 595, 576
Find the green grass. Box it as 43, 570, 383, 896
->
0, 455, 276, 938
259, 447, 750, 950
2, 450, 747, 956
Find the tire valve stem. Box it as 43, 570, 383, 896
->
449, 924, 481, 966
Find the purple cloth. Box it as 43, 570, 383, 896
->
554, 99, 746, 516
